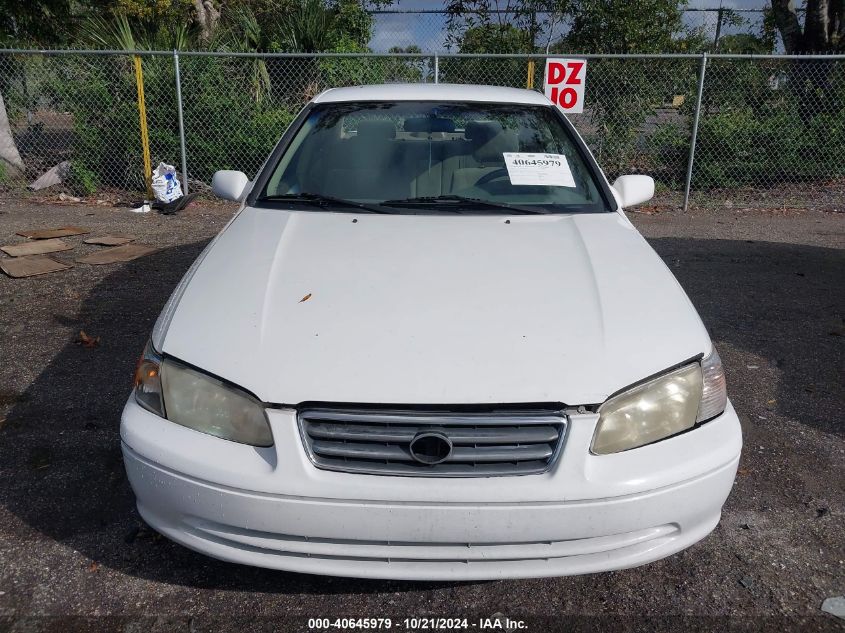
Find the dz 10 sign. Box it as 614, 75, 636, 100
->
544, 58, 587, 114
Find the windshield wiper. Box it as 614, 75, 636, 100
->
380, 195, 549, 215
256, 192, 392, 214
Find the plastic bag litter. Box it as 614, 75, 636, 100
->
151, 162, 183, 203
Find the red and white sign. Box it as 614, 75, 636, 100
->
544, 58, 587, 114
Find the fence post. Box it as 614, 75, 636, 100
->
434, 53, 439, 84
133, 55, 153, 199
526, 59, 535, 89
173, 50, 189, 196
683, 52, 707, 213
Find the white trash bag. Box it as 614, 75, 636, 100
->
151, 162, 183, 203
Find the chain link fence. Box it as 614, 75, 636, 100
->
1, 50, 843, 210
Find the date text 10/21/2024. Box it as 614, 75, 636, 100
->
307, 617, 529, 630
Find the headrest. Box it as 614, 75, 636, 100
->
403, 117, 456, 133
356, 120, 396, 140
465, 120, 503, 142
474, 129, 518, 164
518, 127, 545, 152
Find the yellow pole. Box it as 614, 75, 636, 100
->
526, 60, 536, 90
133, 55, 153, 199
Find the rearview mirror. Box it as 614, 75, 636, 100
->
611, 175, 655, 208
212, 170, 250, 202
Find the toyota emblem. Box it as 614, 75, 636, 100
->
409, 431, 453, 465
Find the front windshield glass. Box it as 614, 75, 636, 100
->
258, 101, 608, 214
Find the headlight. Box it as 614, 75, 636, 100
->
133, 341, 273, 447
592, 348, 728, 455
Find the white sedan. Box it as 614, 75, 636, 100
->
122, 83, 742, 580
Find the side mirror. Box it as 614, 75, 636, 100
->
212, 170, 250, 202
611, 175, 655, 208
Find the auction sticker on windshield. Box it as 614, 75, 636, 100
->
502, 152, 576, 187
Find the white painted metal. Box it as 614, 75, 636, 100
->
160, 210, 711, 405
211, 170, 249, 202
313, 83, 552, 105
611, 175, 655, 208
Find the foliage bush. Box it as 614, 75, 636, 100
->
692, 59, 845, 188
694, 109, 845, 188
646, 122, 691, 186
46, 55, 146, 190
40, 53, 297, 189
32, 47, 440, 191
66, 160, 98, 195
611, 57, 845, 189
176, 55, 298, 179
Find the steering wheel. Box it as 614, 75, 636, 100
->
474, 168, 511, 188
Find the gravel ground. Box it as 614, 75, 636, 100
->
0, 195, 842, 633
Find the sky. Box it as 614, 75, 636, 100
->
367, 0, 783, 53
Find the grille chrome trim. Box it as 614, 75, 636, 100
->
298, 407, 568, 477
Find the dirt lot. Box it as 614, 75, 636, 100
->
0, 195, 842, 632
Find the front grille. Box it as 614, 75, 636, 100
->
298, 407, 567, 477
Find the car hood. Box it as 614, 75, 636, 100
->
161, 207, 710, 405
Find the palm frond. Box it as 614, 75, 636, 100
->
79, 13, 137, 51
279, 0, 336, 53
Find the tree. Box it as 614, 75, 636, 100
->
0, 0, 74, 45
767, 1, 844, 126
458, 23, 533, 53
386, 46, 427, 82
193, 0, 221, 43
0, 0, 77, 179
441, 0, 558, 87
554, 0, 689, 54
444, 0, 557, 52
716, 33, 775, 54
219, 0, 388, 53
444, 0, 709, 54
274, 0, 373, 52
0, 92, 25, 177
770, 0, 844, 53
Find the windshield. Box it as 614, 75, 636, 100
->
257, 101, 609, 214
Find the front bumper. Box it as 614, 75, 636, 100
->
121, 398, 742, 580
